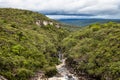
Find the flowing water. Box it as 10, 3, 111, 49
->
35, 52, 79, 80
48, 59, 78, 80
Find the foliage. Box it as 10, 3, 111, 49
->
45, 66, 57, 77
62, 22, 120, 80
0, 8, 69, 80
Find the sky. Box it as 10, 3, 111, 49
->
0, 0, 120, 19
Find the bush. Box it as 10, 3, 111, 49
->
15, 68, 34, 80
63, 22, 120, 80
45, 66, 57, 77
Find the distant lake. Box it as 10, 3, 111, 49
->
58, 19, 120, 27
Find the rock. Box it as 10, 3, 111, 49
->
49, 22, 53, 25
36, 20, 61, 29
43, 21, 49, 26
0, 75, 7, 80
36, 20, 43, 26
55, 24, 60, 28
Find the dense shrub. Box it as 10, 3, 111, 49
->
0, 8, 69, 80
62, 22, 120, 80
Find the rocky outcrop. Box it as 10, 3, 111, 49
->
36, 20, 61, 28
49, 22, 53, 25
36, 20, 53, 26
43, 21, 49, 26
36, 20, 43, 26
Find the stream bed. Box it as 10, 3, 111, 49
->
48, 59, 78, 80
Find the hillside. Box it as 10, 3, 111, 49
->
0, 8, 69, 80
0, 8, 120, 80
62, 22, 120, 80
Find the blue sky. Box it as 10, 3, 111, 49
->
0, 0, 120, 19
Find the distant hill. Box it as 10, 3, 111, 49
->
0, 8, 69, 80
58, 19, 120, 27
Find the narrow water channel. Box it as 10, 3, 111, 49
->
48, 59, 78, 80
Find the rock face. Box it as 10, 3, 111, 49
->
49, 22, 53, 25
36, 20, 61, 28
43, 21, 49, 26
36, 20, 52, 26
36, 20, 43, 26
0, 75, 7, 80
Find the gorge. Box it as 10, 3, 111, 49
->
0, 8, 120, 80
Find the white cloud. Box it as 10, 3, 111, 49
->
46, 14, 119, 19
0, 0, 120, 19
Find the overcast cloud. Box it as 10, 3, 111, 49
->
0, 0, 120, 19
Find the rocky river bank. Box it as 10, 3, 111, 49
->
48, 59, 78, 80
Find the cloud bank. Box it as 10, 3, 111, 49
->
0, 0, 120, 19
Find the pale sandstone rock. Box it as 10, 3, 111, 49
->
43, 21, 48, 26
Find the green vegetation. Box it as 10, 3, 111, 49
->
62, 22, 120, 80
0, 8, 120, 80
0, 8, 68, 80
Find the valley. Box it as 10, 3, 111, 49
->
0, 8, 120, 80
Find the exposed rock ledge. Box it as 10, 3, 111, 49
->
36, 20, 61, 28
